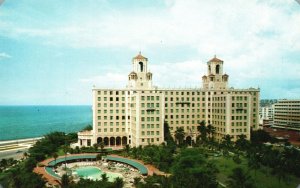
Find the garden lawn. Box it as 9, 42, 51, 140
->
211, 156, 300, 188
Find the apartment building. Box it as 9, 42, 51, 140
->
273, 100, 300, 130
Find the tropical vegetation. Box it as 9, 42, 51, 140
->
1, 121, 300, 188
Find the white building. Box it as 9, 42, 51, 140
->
78, 53, 260, 147
259, 105, 274, 126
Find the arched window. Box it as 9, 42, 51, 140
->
209, 65, 211, 73
139, 62, 143, 72
216, 65, 220, 74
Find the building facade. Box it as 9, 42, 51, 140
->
259, 105, 274, 126
78, 53, 260, 147
273, 100, 300, 130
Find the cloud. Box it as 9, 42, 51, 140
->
2, 0, 299, 51
0, 52, 11, 60
0, 0, 299, 100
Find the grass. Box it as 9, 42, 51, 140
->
211, 155, 300, 188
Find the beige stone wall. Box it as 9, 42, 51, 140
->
77, 54, 260, 147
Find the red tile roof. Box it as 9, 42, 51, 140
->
208, 55, 223, 63
133, 52, 147, 60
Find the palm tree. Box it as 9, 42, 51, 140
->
101, 173, 108, 182
197, 121, 207, 145
52, 153, 58, 168
61, 174, 70, 188
133, 177, 141, 187
175, 127, 185, 146
124, 144, 130, 156
93, 143, 99, 151
207, 124, 215, 141
226, 167, 254, 188
222, 135, 233, 149
236, 134, 249, 152
62, 145, 69, 169
114, 177, 124, 188
100, 141, 105, 153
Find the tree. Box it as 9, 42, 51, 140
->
172, 148, 218, 188
251, 129, 273, 144
226, 167, 254, 188
61, 174, 70, 188
62, 145, 69, 169
221, 135, 233, 150
101, 173, 108, 182
82, 124, 93, 131
164, 121, 175, 145
207, 124, 215, 141
236, 134, 250, 152
133, 177, 141, 186
7, 167, 22, 188
124, 144, 130, 156
52, 153, 58, 167
93, 143, 99, 151
197, 121, 207, 145
100, 142, 105, 153
248, 153, 260, 177
174, 127, 185, 146
23, 152, 29, 159
96, 153, 102, 161
114, 177, 124, 188
24, 157, 37, 172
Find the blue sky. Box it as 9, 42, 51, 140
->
0, 0, 300, 105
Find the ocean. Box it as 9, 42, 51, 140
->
0, 105, 92, 141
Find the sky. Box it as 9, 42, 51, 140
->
0, 0, 299, 105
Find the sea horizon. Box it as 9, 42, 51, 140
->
0, 105, 92, 141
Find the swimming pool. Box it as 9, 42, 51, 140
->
74, 166, 122, 182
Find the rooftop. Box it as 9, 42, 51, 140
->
208, 55, 223, 63
133, 51, 148, 60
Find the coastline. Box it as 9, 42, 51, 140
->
0, 137, 43, 160
0, 136, 43, 146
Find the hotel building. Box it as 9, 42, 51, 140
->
273, 99, 300, 130
78, 53, 260, 147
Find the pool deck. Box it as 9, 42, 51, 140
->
33, 153, 167, 186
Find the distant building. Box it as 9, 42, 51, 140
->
259, 105, 274, 126
273, 100, 300, 130
77, 53, 260, 147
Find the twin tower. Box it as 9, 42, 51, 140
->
127, 52, 229, 90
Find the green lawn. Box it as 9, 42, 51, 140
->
211, 156, 300, 188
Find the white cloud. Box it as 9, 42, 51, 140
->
1, 0, 300, 99
0, 52, 11, 60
